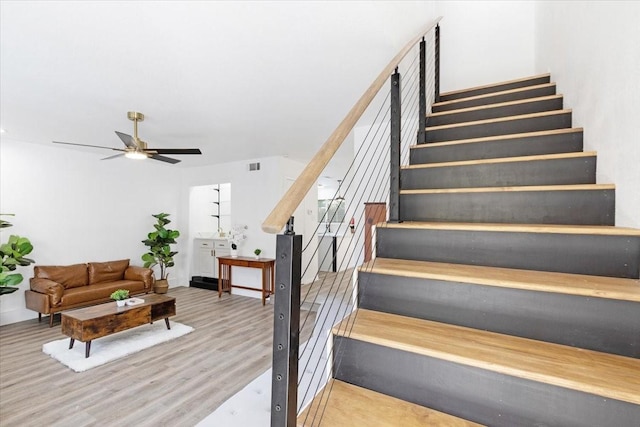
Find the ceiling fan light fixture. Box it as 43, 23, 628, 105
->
125, 151, 148, 160
52, 111, 201, 164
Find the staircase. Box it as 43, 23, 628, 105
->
301, 74, 640, 426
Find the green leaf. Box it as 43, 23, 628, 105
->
0, 273, 23, 287
16, 241, 33, 255
141, 253, 155, 262
17, 257, 34, 267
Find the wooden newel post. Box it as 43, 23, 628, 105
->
271, 217, 302, 427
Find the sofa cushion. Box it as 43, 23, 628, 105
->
61, 280, 146, 307
30, 278, 65, 306
88, 259, 130, 285
34, 264, 88, 289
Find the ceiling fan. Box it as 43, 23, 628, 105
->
53, 111, 202, 164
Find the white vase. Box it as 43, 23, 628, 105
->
230, 249, 238, 258
116, 300, 126, 307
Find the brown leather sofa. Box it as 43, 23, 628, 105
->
25, 259, 154, 326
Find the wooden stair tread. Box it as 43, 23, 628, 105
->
401, 183, 614, 194
440, 73, 551, 98
334, 309, 640, 405
428, 94, 563, 117
298, 379, 483, 427
411, 128, 583, 150
359, 258, 640, 302
403, 151, 595, 170
378, 221, 640, 236
426, 109, 571, 131
433, 83, 556, 108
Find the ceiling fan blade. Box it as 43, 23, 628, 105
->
101, 153, 126, 161
115, 131, 137, 148
53, 141, 123, 152
149, 154, 181, 164
145, 148, 202, 155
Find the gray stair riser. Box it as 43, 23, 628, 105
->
400, 189, 615, 225
402, 156, 596, 189
333, 338, 640, 427
375, 228, 640, 278
433, 85, 557, 112
439, 75, 551, 102
358, 272, 640, 357
427, 97, 563, 127
410, 130, 583, 164
425, 111, 572, 143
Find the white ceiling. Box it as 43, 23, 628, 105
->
1, 0, 434, 178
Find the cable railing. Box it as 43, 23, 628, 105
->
264, 17, 442, 427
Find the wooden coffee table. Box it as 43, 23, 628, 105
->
61, 294, 176, 358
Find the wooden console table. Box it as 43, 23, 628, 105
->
217, 256, 275, 305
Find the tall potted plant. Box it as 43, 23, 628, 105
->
0, 214, 35, 295
141, 213, 179, 294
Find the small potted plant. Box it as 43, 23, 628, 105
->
254, 248, 262, 259
110, 289, 130, 307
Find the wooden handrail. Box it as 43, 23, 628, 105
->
262, 17, 443, 234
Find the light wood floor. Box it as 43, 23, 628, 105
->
0, 286, 313, 427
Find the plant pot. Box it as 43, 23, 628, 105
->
154, 279, 169, 294
254, 255, 260, 259
230, 249, 238, 258
115, 300, 126, 307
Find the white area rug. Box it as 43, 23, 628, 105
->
43, 322, 194, 372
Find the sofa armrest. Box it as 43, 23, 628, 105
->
124, 266, 155, 290
30, 278, 64, 306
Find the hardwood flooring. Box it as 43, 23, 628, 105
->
0, 286, 310, 427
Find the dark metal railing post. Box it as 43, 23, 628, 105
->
417, 37, 427, 144
271, 217, 302, 427
435, 24, 440, 103
389, 68, 401, 223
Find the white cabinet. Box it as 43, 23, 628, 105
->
193, 238, 230, 278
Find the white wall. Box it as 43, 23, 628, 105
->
0, 138, 180, 324
436, 1, 536, 92
535, 1, 640, 228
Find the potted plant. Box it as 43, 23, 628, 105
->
142, 213, 180, 294
254, 248, 262, 259
110, 289, 130, 307
0, 214, 35, 295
